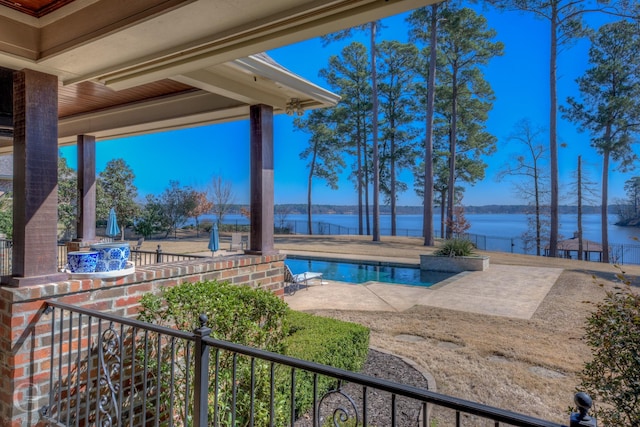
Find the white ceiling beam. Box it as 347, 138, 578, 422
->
232, 56, 340, 106
94, 0, 434, 90
171, 69, 287, 108
57, 91, 251, 144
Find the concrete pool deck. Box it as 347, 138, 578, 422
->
282, 250, 564, 320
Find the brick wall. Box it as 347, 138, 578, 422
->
0, 254, 285, 425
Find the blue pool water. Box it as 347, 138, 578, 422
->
285, 257, 456, 288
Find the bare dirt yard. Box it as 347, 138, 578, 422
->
140, 232, 640, 425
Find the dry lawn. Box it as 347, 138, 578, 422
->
138, 232, 640, 424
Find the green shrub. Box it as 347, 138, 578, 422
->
138, 280, 290, 426
433, 238, 476, 257
136, 281, 370, 426
283, 311, 370, 416
579, 269, 640, 425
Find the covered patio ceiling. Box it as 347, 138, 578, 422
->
0, 0, 436, 152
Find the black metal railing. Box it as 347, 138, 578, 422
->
0, 237, 10, 275
130, 244, 208, 267
0, 240, 69, 275
1, 241, 207, 275
39, 301, 590, 427
57, 242, 67, 271
280, 219, 640, 265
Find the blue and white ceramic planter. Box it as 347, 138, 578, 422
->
90, 242, 131, 272
67, 251, 99, 273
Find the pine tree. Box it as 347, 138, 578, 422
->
563, 20, 640, 263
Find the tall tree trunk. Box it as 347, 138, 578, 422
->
307, 149, 317, 235
391, 130, 397, 236
446, 70, 458, 239
439, 191, 446, 238
364, 145, 371, 235
577, 155, 583, 260
423, 2, 438, 247
371, 21, 381, 241
357, 129, 363, 235
602, 144, 611, 264
534, 166, 541, 256
548, 3, 559, 257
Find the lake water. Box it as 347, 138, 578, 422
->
215, 212, 639, 246
202, 211, 640, 262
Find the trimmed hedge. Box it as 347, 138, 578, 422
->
138, 280, 290, 426
284, 310, 370, 416
285, 310, 369, 370
137, 280, 370, 425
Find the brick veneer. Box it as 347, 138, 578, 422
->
0, 254, 286, 426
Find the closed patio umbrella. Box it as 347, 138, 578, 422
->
106, 207, 120, 239
208, 223, 219, 256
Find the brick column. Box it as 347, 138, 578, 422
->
0, 68, 11, 133
6, 69, 66, 286
76, 135, 96, 241
249, 104, 276, 255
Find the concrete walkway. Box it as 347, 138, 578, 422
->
284, 262, 563, 320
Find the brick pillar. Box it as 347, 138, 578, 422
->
6, 69, 66, 286
76, 135, 96, 241
0, 67, 11, 132
249, 104, 276, 255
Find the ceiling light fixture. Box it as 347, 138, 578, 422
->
285, 98, 304, 116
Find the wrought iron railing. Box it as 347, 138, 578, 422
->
39, 301, 585, 427
0, 240, 207, 276
281, 219, 640, 265
0, 240, 69, 275
0, 237, 10, 275
130, 245, 207, 267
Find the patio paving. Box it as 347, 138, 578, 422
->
284, 262, 563, 320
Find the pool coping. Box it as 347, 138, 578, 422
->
283, 250, 564, 319
286, 253, 420, 268
285, 253, 461, 288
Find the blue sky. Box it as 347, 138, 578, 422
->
60, 5, 637, 207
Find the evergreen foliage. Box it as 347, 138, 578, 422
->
137, 280, 370, 426
0, 193, 11, 238
138, 280, 290, 426
563, 20, 640, 262
434, 238, 476, 257
294, 108, 345, 234
98, 158, 138, 240
58, 155, 77, 240
580, 269, 640, 425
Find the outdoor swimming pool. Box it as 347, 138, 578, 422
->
285, 256, 456, 287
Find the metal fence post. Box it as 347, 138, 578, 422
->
156, 244, 162, 263
193, 314, 211, 427
569, 392, 596, 427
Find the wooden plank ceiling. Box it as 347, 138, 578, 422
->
0, 0, 74, 17
0, 0, 202, 121
58, 80, 196, 119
